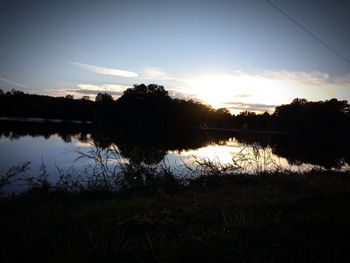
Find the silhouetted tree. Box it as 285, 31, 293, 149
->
119, 84, 169, 102
115, 84, 173, 129
95, 93, 113, 103
274, 98, 350, 132
11, 89, 24, 95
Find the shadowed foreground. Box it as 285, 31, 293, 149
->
1, 170, 350, 263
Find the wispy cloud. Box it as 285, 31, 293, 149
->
70, 61, 138, 78
48, 83, 130, 98
233, 94, 252, 98
330, 73, 350, 85
258, 70, 330, 86
224, 102, 277, 113
167, 89, 197, 100
76, 83, 129, 93
142, 67, 173, 80
0, 76, 26, 88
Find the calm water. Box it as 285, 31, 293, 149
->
1, 121, 349, 192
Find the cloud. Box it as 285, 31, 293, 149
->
76, 83, 128, 93
258, 70, 330, 86
224, 102, 277, 113
0, 76, 26, 89
47, 84, 131, 98
70, 61, 138, 78
142, 67, 173, 80
233, 94, 252, 98
167, 89, 198, 100
65, 89, 124, 96
330, 73, 350, 85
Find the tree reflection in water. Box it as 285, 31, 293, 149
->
1, 121, 349, 170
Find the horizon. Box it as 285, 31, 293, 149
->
2, 84, 349, 116
1, 0, 349, 114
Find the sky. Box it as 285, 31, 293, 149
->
0, 0, 349, 113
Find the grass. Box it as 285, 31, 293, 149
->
1, 169, 350, 262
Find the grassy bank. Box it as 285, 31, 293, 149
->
1, 170, 350, 263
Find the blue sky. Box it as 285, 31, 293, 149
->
1, 0, 349, 113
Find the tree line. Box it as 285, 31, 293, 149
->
1, 85, 349, 133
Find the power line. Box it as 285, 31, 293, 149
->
264, 0, 350, 64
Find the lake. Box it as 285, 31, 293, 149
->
1, 121, 349, 192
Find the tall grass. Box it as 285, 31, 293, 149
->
186, 144, 285, 178
0, 143, 324, 195
0, 161, 30, 195
1, 144, 350, 262
53, 143, 184, 195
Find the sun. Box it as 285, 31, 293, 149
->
184, 74, 266, 109
182, 73, 303, 113
185, 75, 236, 108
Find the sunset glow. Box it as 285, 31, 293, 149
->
180, 71, 345, 113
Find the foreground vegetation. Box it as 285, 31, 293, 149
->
1, 157, 350, 262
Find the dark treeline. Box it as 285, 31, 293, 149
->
0, 86, 230, 129
1, 85, 349, 133
274, 98, 350, 132
0, 89, 95, 121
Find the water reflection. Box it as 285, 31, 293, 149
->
232, 132, 350, 169
1, 121, 349, 173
